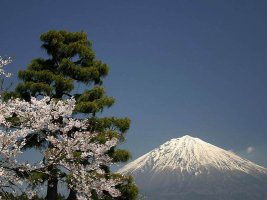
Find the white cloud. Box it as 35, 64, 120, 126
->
246, 146, 255, 154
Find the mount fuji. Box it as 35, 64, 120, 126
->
118, 135, 267, 200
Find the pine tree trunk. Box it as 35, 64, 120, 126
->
66, 189, 77, 200
46, 177, 58, 200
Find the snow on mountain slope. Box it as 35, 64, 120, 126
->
118, 135, 267, 200
118, 135, 267, 175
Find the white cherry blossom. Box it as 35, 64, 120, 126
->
0, 97, 122, 199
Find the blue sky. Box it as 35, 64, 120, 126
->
1, 0, 267, 167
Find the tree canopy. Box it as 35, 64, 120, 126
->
3, 30, 138, 200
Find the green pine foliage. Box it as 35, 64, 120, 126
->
14, 30, 109, 101
5, 30, 138, 200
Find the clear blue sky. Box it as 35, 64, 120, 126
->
1, 0, 267, 167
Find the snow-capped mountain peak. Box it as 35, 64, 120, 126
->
118, 135, 267, 176
118, 135, 267, 200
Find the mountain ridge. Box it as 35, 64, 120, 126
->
118, 135, 267, 175
118, 135, 267, 200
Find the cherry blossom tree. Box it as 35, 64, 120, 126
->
0, 56, 12, 78
0, 58, 122, 200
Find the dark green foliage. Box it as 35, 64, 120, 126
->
88, 175, 138, 200
99, 175, 139, 200
75, 86, 115, 115
5, 30, 138, 199
111, 149, 132, 162
86, 117, 131, 135
2, 91, 19, 102
28, 171, 47, 185
13, 30, 109, 101
116, 176, 139, 200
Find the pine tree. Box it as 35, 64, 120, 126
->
5, 30, 138, 200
